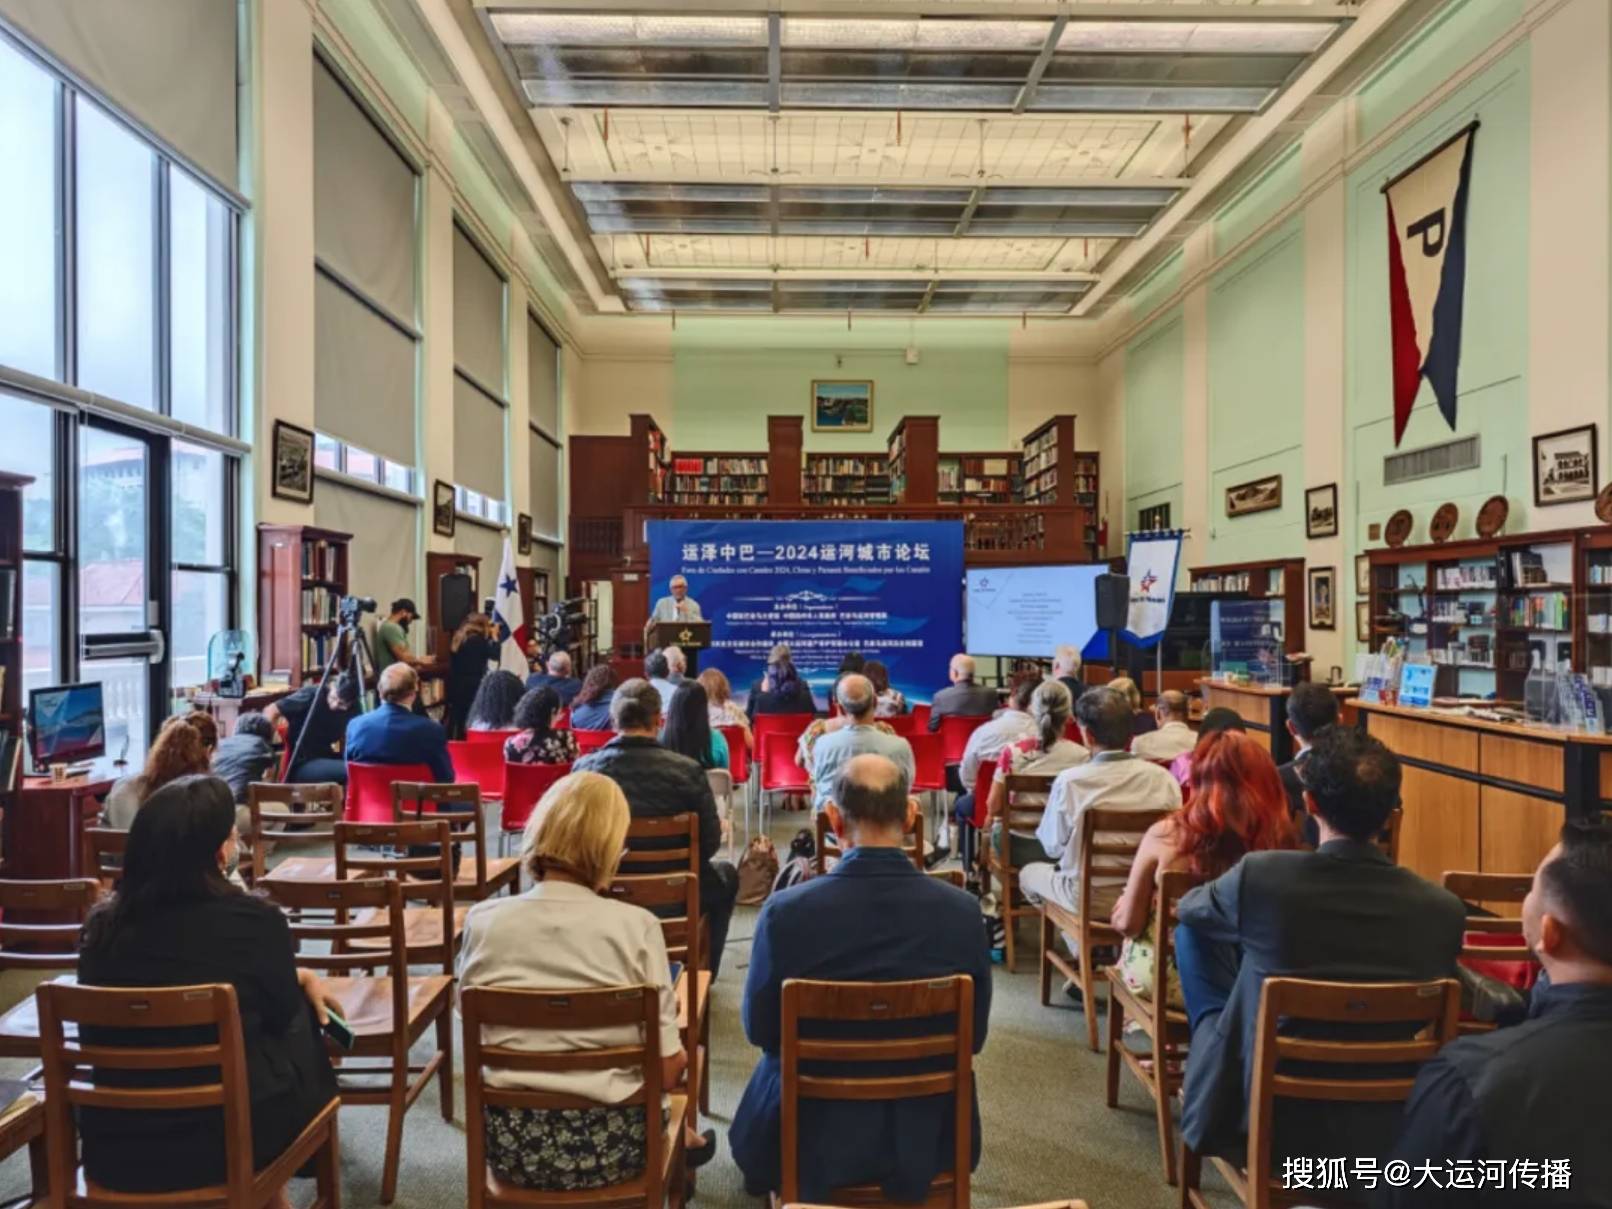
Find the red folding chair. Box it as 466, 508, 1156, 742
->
500, 761, 572, 854
717, 725, 753, 840
449, 739, 507, 799
553, 708, 571, 730
970, 761, 997, 829
939, 714, 988, 767
751, 712, 814, 750
760, 731, 810, 833
1065, 719, 1082, 742
466, 728, 520, 746
346, 761, 434, 823
572, 728, 614, 754
885, 712, 918, 738
910, 702, 932, 732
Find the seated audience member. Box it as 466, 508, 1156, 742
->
985, 679, 1088, 876
664, 645, 689, 682
1277, 680, 1340, 841
1052, 644, 1086, 702
864, 659, 906, 718
77, 774, 339, 1201
211, 710, 279, 803
345, 663, 454, 783
1110, 730, 1295, 1005
503, 686, 579, 767
1108, 676, 1157, 738
731, 754, 992, 1202
1385, 821, 1612, 1208
183, 709, 220, 756
1019, 687, 1182, 922
264, 673, 358, 785
837, 651, 867, 678
947, 673, 1038, 870
1175, 726, 1465, 1164
575, 679, 739, 976
644, 649, 679, 710
567, 665, 616, 732
747, 644, 817, 719
1131, 690, 1196, 763
456, 771, 716, 1188
104, 716, 214, 831
927, 653, 998, 732
1169, 706, 1246, 789
699, 668, 751, 747
662, 681, 730, 771
467, 669, 526, 732
808, 675, 915, 815
525, 649, 583, 707
445, 612, 498, 739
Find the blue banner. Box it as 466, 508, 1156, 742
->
648, 520, 965, 708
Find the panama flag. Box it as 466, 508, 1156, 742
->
491, 537, 527, 678
1384, 122, 1478, 447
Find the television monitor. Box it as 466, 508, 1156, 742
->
28, 682, 107, 768
965, 565, 1107, 659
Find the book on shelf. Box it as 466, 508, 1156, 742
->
301, 587, 340, 625
299, 541, 341, 582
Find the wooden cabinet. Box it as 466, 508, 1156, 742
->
887, 416, 939, 505
767, 415, 803, 507
1188, 558, 1306, 657
256, 524, 352, 687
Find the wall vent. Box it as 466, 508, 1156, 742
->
1383, 434, 1480, 486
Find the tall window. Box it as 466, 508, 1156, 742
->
169, 168, 232, 434
0, 36, 58, 380
0, 392, 62, 698
171, 442, 233, 692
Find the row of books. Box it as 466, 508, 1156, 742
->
1504, 591, 1570, 630
671, 475, 767, 492
1436, 565, 1499, 590
1431, 602, 1493, 625
671, 493, 766, 506
806, 456, 887, 475
301, 588, 341, 626
301, 541, 341, 581
1430, 636, 1493, 667
1194, 572, 1253, 593
300, 631, 335, 674
672, 457, 765, 475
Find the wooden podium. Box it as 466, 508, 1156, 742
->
647, 620, 712, 674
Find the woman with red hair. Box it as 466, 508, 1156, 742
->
1110, 729, 1297, 1004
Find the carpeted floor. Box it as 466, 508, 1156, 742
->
0, 804, 1234, 1208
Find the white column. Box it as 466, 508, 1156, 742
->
421, 94, 457, 558
508, 230, 533, 546
1180, 225, 1213, 570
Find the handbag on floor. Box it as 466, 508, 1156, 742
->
735, 835, 780, 905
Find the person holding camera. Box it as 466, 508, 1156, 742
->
446, 612, 499, 739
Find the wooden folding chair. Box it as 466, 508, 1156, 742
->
786, 1201, 1086, 1209
392, 781, 521, 900
981, 772, 1056, 973
335, 819, 464, 965
36, 981, 340, 1208
262, 876, 453, 1205
1104, 869, 1205, 1185
1038, 807, 1171, 1052
0, 1094, 44, 1209
460, 985, 687, 1209
246, 781, 344, 885
1441, 870, 1538, 1034
812, 810, 924, 874
0, 878, 100, 1064
1180, 976, 1460, 1209
779, 975, 975, 1209
81, 828, 128, 892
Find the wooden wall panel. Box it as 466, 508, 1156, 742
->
1479, 734, 1563, 793
1367, 713, 1479, 770
1481, 786, 1563, 882
1397, 765, 1480, 885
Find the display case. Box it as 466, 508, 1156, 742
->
1209, 598, 1292, 685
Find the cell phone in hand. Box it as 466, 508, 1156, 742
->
322, 1008, 355, 1051
668, 961, 684, 986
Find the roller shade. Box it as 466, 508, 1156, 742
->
529, 428, 561, 540
314, 271, 416, 466
313, 57, 416, 323
0, 0, 238, 191
526, 314, 558, 435
454, 375, 505, 500
453, 225, 505, 393
313, 480, 418, 639
457, 520, 508, 587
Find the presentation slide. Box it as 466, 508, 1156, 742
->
966, 565, 1105, 659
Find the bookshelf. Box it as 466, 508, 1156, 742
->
1072, 451, 1101, 559
669, 451, 769, 506
1188, 558, 1306, 656
1021, 416, 1075, 507
939, 451, 1023, 505
638, 414, 671, 504
886, 416, 940, 505
804, 453, 892, 505
257, 524, 353, 687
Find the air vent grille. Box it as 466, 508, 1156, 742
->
1384, 435, 1480, 485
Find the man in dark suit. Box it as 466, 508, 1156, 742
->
732, 753, 992, 1203
1176, 725, 1465, 1164
524, 649, 583, 706
343, 663, 454, 782
927, 653, 999, 732
1276, 680, 1339, 842
1385, 820, 1612, 1207
1052, 644, 1086, 704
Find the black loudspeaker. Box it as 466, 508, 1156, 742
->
439, 572, 475, 632
1094, 573, 1130, 631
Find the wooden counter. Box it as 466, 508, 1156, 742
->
1196, 679, 1359, 765
1351, 700, 1609, 889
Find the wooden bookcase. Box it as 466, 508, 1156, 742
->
669, 450, 769, 506
887, 416, 940, 505
767, 415, 804, 507
1021, 416, 1076, 507
641, 414, 671, 504
1072, 450, 1101, 560
256, 524, 352, 687
938, 451, 1023, 505
1188, 557, 1306, 657
803, 453, 892, 505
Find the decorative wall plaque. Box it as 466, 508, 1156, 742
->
1475, 495, 1509, 538
1429, 503, 1458, 543
1384, 510, 1414, 548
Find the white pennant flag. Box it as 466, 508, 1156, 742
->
492, 537, 527, 678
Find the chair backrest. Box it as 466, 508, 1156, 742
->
460, 986, 669, 1209
466, 728, 520, 746
761, 731, 810, 790
938, 714, 987, 765
1376, 806, 1404, 864
607, 871, 701, 972
969, 762, 996, 828
1442, 870, 1535, 961
552, 707, 571, 731
885, 712, 918, 738
500, 761, 572, 836
752, 713, 815, 750
1143, 869, 1205, 1015
0, 879, 98, 971
779, 976, 974, 1207
572, 727, 614, 754
717, 724, 750, 782
37, 981, 258, 1202
1075, 806, 1172, 921
1245, 977, 1460, 1208
248, 781, 344, 864
813, 809, 923, 875
909, 703, 932, 732
393, 780, 489, 893
619, 811, 700, 877
909, 731, 946, 792
334, 819, 455, 972
449, 739, 508, 799
1064, 719, 1082, 743
706, 767, 734, 819
347, 761, 434, 823
82, 828, 129, 889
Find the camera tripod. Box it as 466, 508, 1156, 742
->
284, 607, 376, 777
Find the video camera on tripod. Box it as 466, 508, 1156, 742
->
338, 594, 377, 627
535, 597, 588, 658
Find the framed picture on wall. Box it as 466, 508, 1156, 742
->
1533, 424, 1598, 506
517, 513, 533, 555
1305, 483, 1339, 538
1308, 566, 1337, 631
1225, 473, 1282, 518
271, 420, 315, 504
432, 480, 456, 538
1355, 553, 1372, 596
811, 380, 874, 432
1356, 600, 1371, 641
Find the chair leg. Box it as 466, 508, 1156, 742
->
699, 996, 712, 1116
1104, 985, 1123, 1109
1180, 1141, 1202, 1209
1038, 912, 1054, 1006
316, 1113, 342, 1209
1156, 1046, 1179, 1188
379, 1069, 408, 1205
1003, 894, 1017, 974
437, 1008, 455, 1121
1081, 946, 1101, 1053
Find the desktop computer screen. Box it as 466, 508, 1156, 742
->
28, 682, 107, 768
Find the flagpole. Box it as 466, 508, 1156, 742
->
1378, 118, 1480, 193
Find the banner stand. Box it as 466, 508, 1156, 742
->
1123, 528, 1188, 697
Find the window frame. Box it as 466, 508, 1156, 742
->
314, 431, 421, 498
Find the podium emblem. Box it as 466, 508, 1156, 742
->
678, 628, 694, 643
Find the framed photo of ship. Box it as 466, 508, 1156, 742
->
1226, 474, 1282, 518
811, 380, 874, 432
1533, 424, 1597, 507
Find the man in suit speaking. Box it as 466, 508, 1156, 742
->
651, 574, 702, 623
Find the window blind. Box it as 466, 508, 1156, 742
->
526, 313, 558, 435
454, 374, 505, 501
529, 428, 561, 540
313, 480, 418, 630
453, 224, 505, 394
313, 271, 416, 466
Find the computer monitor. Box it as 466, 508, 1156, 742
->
28, 682, 107, 768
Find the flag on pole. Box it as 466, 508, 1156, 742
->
492, 537, 527, 678
1122, 530, 1183, 649
1384, 121, 1478, 447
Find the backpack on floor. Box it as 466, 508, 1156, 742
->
771, 828, 817, 895
735, 836, 780, 906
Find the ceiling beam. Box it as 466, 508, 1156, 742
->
478, 0, 1354, 21
917, 281, 939, 313
953, 188, 983, 239
561, 170, 1193, 190
1013, 12, 1069, 116
765, 13, 781, 114
613, 266, 1101, 283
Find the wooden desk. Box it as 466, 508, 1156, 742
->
1352, 700, 1612, 890
6, 769, 116, 884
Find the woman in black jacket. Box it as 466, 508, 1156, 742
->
446, 612, 500, 738
746, 645, 818, 720
77, 774, 339, 1203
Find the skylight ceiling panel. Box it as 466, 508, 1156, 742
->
932, 279, 1091, 294
926, 296, 1075, 312
1056, 20, 1336, 55
572, 182, 772, 204
780, 81, 1022, 110
971, 201, 1163, 225
1039, 52, 1303, 88
523, 79, 769, 107
782, 186, 974, 206
589, 214, 772, 234
780, 18, 1052, 52
1029, 83, 1272, 112
629, 295, 773, 312
776, 200, 968, 224
491, 12, 767, 48
967, 218, 1148, 237
577, 197, 772, 222
509, 45, 769, 78
620, 277, 773, 293
780, 49, 1036, 83
777, 218, 962, 237
982, 186, 1178, 208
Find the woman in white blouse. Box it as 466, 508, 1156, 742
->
457, 771, 717, 1190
